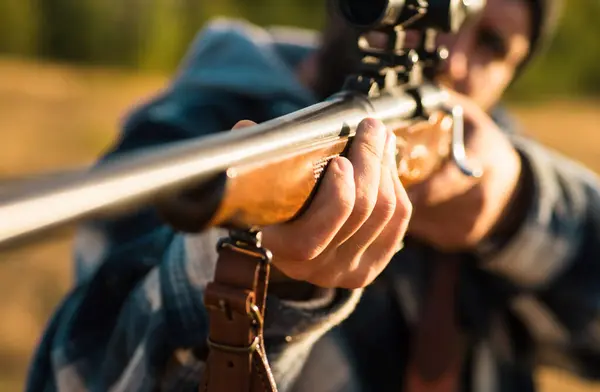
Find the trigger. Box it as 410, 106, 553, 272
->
444, 105, 483, 178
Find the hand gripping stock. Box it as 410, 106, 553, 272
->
199, 1, 485, 392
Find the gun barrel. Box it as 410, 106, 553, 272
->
0, 84, 448, 250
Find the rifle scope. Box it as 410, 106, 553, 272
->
336, 0, 485, 33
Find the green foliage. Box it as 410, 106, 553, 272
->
508, 0, 600, 101
0, 0, 598, 99
0, 0, 39, 55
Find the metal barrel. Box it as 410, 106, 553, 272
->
0, 84, 448, 249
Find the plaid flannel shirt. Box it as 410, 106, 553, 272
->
25, 19, 600, 392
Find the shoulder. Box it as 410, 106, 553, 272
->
196, 17, 320, 48
490, 104, 524, 136
195, 18, 275, 46
182, 18, 319, 70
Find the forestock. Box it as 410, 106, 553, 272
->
172, 112, 452, 228
163, 111, 453, 232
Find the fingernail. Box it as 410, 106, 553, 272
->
332, 156, 352, 175
361, 118, 384, 135
232, 119, 256, 130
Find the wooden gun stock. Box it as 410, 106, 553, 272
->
157, 112, 452, 232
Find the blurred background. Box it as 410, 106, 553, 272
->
0, 0, 598, 391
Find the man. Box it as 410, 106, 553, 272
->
25, 0, 600, 391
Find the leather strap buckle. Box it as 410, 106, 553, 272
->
217, 228, 273, 263
207, 335, 260, 354
206, 303, 264, 353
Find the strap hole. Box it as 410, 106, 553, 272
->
227, 361, 234, 368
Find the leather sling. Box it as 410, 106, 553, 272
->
199, 228, 278, 392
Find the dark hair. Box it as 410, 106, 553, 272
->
520, 0, 563, 69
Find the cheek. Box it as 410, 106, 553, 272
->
468, 62, 513, 109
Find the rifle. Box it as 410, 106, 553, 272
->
0, 0, 483, 250
0, 0, 485, 390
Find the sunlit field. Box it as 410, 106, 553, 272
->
0, 57, 598, 392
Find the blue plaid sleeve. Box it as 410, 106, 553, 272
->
26, 223, 362, 392
478, 134, 600, 380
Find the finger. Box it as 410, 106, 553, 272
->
329, 117, 388, 245
339, 171, 412, 289
333, 131, 399, 265
406, 184, 484, 250
278, 130, 395, 284
231, 119, 257, 130
309, 131, 402, 288
262, 156, 355, 262
406, 158, 478, 206
405, 102, 483, 205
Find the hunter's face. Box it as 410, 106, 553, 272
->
316, 0, 532, 112
437, 0, 532, 111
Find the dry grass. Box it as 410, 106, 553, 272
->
0, 57, 167, 391
0, 56, 598, 391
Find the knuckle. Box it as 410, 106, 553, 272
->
394, 181, 413, 218
374, 189, 397, 220
283, 265, 313, 282
330, 175, 356, 213
348, 243, 368, 261
360, 117, 384, 130
294, 241, 325, 262
339, 272, 373, 289
352, 190, 378, 222
397, 193, 413, 221
354, 119, 386, 159
388, 221, 410, 251
275, 239, 301, 260
403, 199, 413, 220
340, 258, 389, 289
335, 256, 374, 289
358, 141, 383, 161
358, 118, 386, 141
305, 266, 340, 289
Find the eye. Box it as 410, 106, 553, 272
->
476, 27, 507, 59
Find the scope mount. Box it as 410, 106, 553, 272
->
342, 24, 449, 97
339, 0, 484, 178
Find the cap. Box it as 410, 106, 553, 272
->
522, 0, 563, 67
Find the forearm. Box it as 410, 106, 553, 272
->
476, 134, 587, 287
475, 135, 600, 378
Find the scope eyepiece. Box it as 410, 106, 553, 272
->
336, 0, 485, 33
338, 0, 404, 28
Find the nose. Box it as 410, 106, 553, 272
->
439, 33, 472, 90
447, 49, 469, 82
